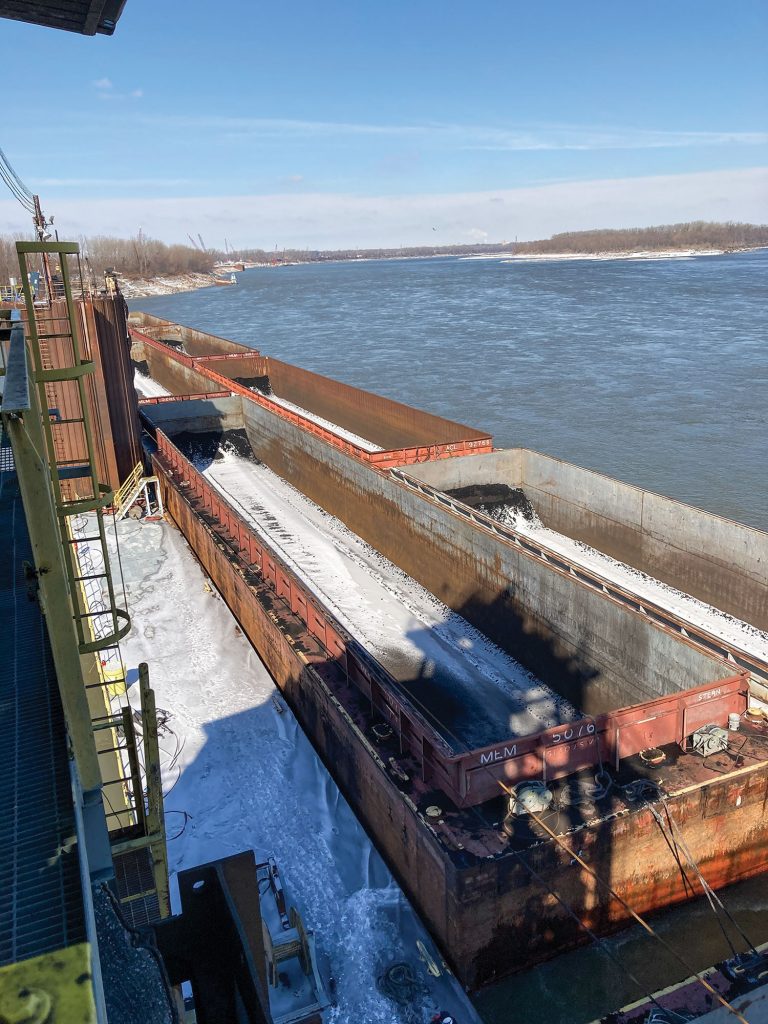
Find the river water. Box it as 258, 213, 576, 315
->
131, 251, 768, 1022
133, 249, 767, 531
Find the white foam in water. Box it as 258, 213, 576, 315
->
106, 517, 481, 1024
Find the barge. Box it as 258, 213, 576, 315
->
128, 311, 768, 990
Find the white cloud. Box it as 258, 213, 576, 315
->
140, 114, 768, 152
1, 168, 766, 249
32, 177, 201, 187
92, 77, 112, 90
96, 85, 144, 101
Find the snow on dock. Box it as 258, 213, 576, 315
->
484, 503, 768, 664
190, 444, 579, 748
107, 517, 481, 1024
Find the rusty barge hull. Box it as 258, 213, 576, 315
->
131, 314, 768, 990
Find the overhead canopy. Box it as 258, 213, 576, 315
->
0, 0, 127, 35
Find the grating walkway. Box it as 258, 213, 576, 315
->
113, 848, 161, 929
0, 436, 86, 965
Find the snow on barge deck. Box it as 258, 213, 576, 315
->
129, 312, 768, 990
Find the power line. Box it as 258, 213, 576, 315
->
0, 144, 34, 199
0, 144, 35, 213
0, 163, 34, 213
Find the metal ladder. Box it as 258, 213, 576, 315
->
9, 259, 171, 921
17, 242, 131, 656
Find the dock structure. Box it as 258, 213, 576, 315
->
132, 313, 768, 989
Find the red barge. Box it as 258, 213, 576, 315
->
128, 310, 768, 991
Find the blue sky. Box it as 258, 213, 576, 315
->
1, 0, 766, 247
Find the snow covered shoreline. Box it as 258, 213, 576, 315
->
120, 245, 765, 299
500, 248, 728, 262
120, 272, 227, 298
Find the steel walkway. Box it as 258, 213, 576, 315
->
0, 437, 86, 965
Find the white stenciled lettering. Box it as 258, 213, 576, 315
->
479, 744, 518, 765
697, 688, 722, 702
551, 721, 595, 744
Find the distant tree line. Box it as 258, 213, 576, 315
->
0, 231, 215, 286
0, 233, 29, 285
511, 221, 768, 255
1, 221, 765, 287
238, 221, 768, 262
83, 233, 215, 278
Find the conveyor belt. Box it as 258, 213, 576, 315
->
0, 438, 86, 965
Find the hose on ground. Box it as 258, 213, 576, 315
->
376, 962, 424, 1005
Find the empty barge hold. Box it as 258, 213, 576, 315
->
185, 439, 578, 749
129, 312, 493, 468
132, 316, 768, 990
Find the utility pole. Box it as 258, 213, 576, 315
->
32, 194, 55, 303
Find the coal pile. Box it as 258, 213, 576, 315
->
234, 375, 272, 394
172, 428, 257, 468
446, 483, 540, 524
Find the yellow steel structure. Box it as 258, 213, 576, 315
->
0, 944, 96, 1024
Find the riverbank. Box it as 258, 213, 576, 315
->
124, 245, 767, 297
500, 247, 732, 262
119, 271, 230, 298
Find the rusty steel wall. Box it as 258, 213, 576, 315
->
194, 353, 270, 380
130, 328, 493, 466
130, 335, 218, 395
151, 425, 748, 810
79, 297, 143, 487
23, 297, 143, 494
266, 356, 488, 450
21, 302, 111, 497
153, 451, 768, 991
408, 447, 768, 633
452, 760, 768, 988
520, 449, 768, 633
129, 312, 250, 357
139, 395, 243, 434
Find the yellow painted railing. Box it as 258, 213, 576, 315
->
113, 461, 144, 515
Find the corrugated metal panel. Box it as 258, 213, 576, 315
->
79, 298, 143, 487
21, 298, 143, 495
